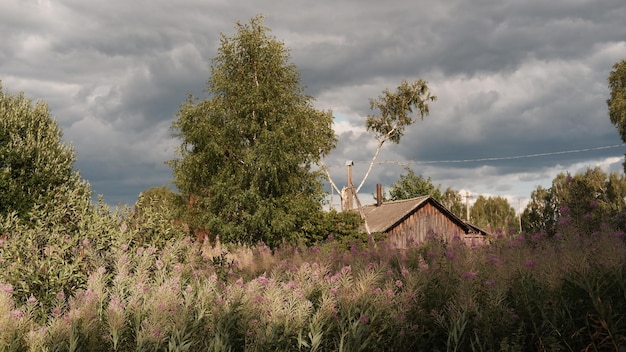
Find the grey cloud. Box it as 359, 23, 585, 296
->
2, 0, 626, 206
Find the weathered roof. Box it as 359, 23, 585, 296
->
360, 196, 431, 233
359, 196, 489, 236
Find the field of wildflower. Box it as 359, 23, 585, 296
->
1, 197, 625, 351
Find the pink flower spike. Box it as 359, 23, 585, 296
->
461, 271, 478, 280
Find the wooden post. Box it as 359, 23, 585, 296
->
345, 161, 354, 210
465, 191, 470, 221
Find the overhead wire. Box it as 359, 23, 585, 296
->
372, 143, 626, 166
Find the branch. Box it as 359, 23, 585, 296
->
355, 120, 399, 193
319, 159, 342, 195
355, 138, 385, 193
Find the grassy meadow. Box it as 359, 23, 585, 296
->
0, 199, 625, 351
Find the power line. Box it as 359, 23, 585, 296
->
374, 143, 626, 166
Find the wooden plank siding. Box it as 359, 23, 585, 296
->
360, 196, 488, 248
386, 202, 466, 248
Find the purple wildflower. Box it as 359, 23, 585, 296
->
151, 327, 163, 338
484, 279, 497, 287
395, 280, 403, 288
524, 259, 536, 269
557, 216, 572, 226
0, 283, 14, 295
401, 267, 410, 277
461, 271, 478, 280
257, 275, 270, 287
486, 256, 500, 265
11, 310, 24, 319
359, 315, 369, 324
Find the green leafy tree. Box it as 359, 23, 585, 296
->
324, 79, 436, 220
385, 169, 442, 201
353, 80, 436, 194
0, 82, 120, 309
521, 185, 557, 235
608, 59, 626, 171
169, 16, 336, 247
470, 195, 517, 233
0, 82, 84, 220
381, 168, 467, 219
441, 187, 467, 220
521, 167, 626, 235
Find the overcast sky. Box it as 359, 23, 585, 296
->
2, 0, 626, 211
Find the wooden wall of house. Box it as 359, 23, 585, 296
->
386, 203, 469, 248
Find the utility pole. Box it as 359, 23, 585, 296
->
342, 160, 370, 235
518, 198, 522, 234
465, 191, 470, 222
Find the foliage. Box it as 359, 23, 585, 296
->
608, 58, 626, 171
0, 82, 83, 221
129, 187, 190, 247
365, 80, 436, 145
470, 195, 518, 234
521, 185, 557, 236
522, 167, 626, 236
441, 187, 467, 220
351, 80, 436, 195
169, 16, 336, 247
300, 210, 363, 246
384, 168, 467, 219
384, 168, 443, 201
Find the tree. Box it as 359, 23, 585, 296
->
521, 185, 557, 235
384, 168, 443, 201
324, 80, 436, 210
169, 16, 336, 247
521, 167, 626, 235
0, 81, 85, 220
470, 195, 517, 234
608, 59, 626, 171
441, 187, 467, 220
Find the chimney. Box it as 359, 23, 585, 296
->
376, 183, 383, 206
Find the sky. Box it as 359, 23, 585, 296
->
2, 0, 626, 211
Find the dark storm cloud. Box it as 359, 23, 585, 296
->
2, 0, 626, 207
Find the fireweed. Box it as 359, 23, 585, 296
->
0, 199, 625, 350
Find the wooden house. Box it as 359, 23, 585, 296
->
359, 196, 488, 248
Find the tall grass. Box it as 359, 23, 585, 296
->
1, 201, 625, 351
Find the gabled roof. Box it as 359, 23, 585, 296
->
359, 196, 488, 236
